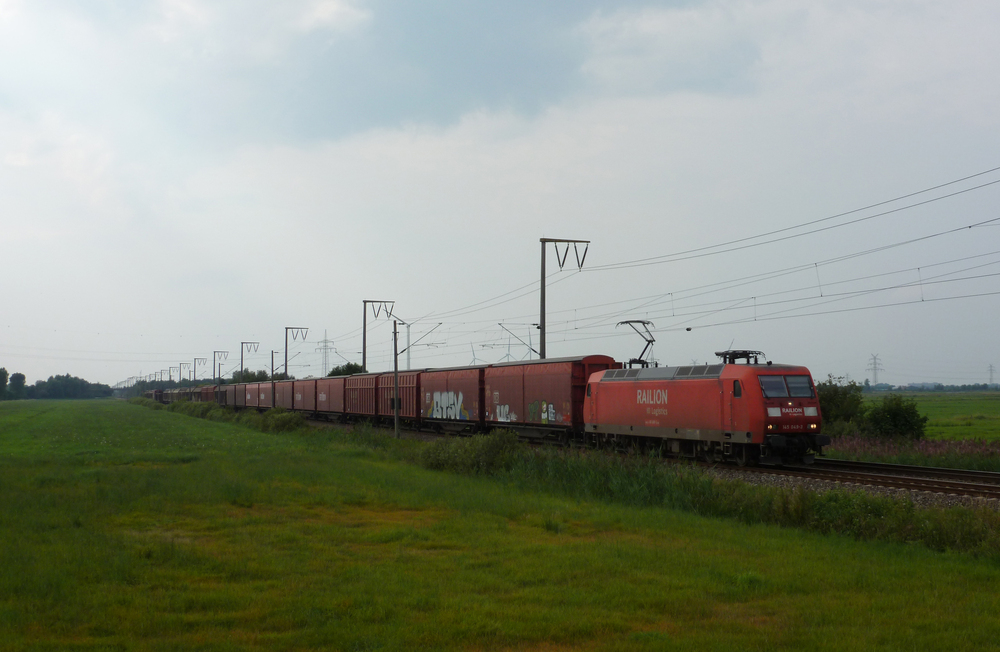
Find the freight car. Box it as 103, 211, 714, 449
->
149, 350, 827, 465
583, 350, 829, 465
213, 355, 618, 438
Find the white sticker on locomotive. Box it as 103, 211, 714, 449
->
637, 389, 668, 405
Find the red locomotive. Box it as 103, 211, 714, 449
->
146, 350, 828, 465
583, 350, 828, 465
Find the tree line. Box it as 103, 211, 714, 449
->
0, 368, 113, 400
817, 375, 928, 439
118, 364, 365, 399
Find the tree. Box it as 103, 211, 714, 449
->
22, 374, 113, 399
815, 375, 864, 424
0, 367, 7, 400
232, 369, 271, 384
8, 372, 26, 399
863, 394, 928, 439
328, 363, 363, 377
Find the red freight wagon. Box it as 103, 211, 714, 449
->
293, 379, 317, 412
484, 355, 617, 434
274, 380, 294, 410
317, 377, 346, 414
377, 371, 421, 419
219, 384, 236, 407
199, 385, 216, 403
245, 383, 259, 408
236, 383, 247, 408
345, 374, 378, 417
258, 382, 274, 409
420, 366, 486, 431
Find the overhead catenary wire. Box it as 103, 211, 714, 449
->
96, 167, 1000, 383
586, 166, 1000, 271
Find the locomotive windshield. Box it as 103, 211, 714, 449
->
759, 375, 815, 398
785, 376, 815, 398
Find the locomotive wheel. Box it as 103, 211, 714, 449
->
734, 444, 757, 467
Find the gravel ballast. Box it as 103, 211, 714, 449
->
706, 465, 1000, 511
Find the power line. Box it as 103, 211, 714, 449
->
588, 172, 1000, 271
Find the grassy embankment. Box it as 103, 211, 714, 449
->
3, 399, 1000, 650
827, 392, 1000, 469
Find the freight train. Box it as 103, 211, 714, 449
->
149, 350, 829, 466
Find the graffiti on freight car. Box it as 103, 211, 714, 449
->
430, 391, 469, 420
495, 405, 517, 422
527, 400, 559, 424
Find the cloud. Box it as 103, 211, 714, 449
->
0, 110, 126, 229
294, 0, 369, 32
578, 4, 760, 95
2, 0, 1000, 385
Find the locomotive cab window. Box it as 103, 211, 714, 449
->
759, 375, 815, 398
758, 376, 788, 398
733, 380, 742, 398
586, 384, 591, 398
785, 375, 815, 398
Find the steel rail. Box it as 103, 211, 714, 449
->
740, 461, 1000, 500
813, 458, 1000, 484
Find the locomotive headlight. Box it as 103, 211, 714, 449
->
809, 423, 818, 430
766, 424, 774, 431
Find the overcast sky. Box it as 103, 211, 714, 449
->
2, 0, 999, 388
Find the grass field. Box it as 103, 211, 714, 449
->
4, 400, 1000, 650
825, 392, 1000, 469
899, 392, 1000, 440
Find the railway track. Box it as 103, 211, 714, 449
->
309, 417, 1000, 501
748, 458, 1000, 500
814, 458, 1000, 484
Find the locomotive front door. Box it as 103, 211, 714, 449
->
729, 379, 751, 441
723, 381, 733, 433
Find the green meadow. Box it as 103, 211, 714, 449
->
901, 392, 1000, 441
3, 400, 1000, 650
